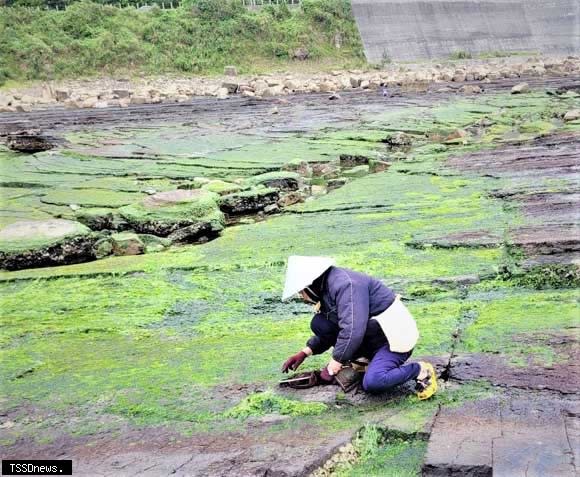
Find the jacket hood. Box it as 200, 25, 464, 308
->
282, 255, 335, 300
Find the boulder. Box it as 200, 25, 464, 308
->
222, 82, 238, 94
293, 48, 309, 61
55, 90, 69, 102
253, 79, 269, 94
459, 84, 483, 94
349, 76, 362, 88
264, 204, 280, 215
246, 172, 301, 191
112, 89, 132, 99
311, 162, 341, 179
6, 132, 56, 153
284, 80, 300, 91
139, 234, 171, 253
383, 131, 412, 147
224, 66, 238, 76
369, 160, 390, 173
327, 178, 349, 191
452, 71, 467, 82
220, 189, 280, 216
563, 109, 580, 122
110, 232, 145, 256
339, 154, 371, 168
511, 82, 530, 94
277, 192, 303, 207
318, 82, 336, 93
238, 85, 254, 93
93, 238, 113, 259
0, 219, 98, 271
282, 159, 313, 177
81, 97, 98, 108
118, 189, 225, 238
259, 87, 275, 98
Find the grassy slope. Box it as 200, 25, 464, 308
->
0, 0, 364, 84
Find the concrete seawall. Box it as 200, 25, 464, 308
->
351, 0, 580, 62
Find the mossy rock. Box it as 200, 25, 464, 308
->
139, 234, 172, 253
93, 237, 113, 259
75, 208, 128, 231
383, 131, 413, 147
246, 172, 301, 191
339, 154, 371, 168
202, 180, 243, 196
220, 188, 280, 216
118, 189, 225, 237
282, 159, 313, 177
342, 165, 370, 178
110, 232, 145, 256
0, 219, 99, 270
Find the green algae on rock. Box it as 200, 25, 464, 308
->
245, 171, 302, 191
118, 189, 225, 239
110, 232, 145, 256
219, 188, 280, 216
75, 208, 127, 231
201, 180, 244, 196
224, 390, 327, 419
0, 219, 99, 270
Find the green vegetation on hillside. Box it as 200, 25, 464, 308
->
0, 0, 364, 84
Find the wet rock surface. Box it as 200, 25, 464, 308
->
446, 132, 580, 265
5, 132, 56, 153
1, 75, 579, 476
0, 219, 98, 270
423, 394, 579, 477
118, 189, 224, 238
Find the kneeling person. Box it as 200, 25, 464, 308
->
281, 256, 437, 399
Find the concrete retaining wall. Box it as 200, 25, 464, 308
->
351, 0, 580, 62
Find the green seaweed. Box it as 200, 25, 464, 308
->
224, 390, 327, 419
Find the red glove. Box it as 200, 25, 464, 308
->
282, 351, 307, 373
319, 366, 335, 384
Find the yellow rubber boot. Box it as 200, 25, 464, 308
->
416, 362, 438, 400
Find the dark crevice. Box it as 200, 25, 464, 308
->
441, 307, 479, 382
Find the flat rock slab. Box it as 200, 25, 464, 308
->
3, 423, 353, 477
142, 189, 203, 208
423, 395, 579, 477
0, 219, 98, 270
447, 132, 580, 265
450, 331, 580, 395
0, 219, 89, 243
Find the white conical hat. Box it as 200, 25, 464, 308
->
282, 255, 335, 300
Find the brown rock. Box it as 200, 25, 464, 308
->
293, 48, 309, 61
55, 90, 69, 102
278, 192, 303, 207
224, 65, 238, 76
511, 82, 530, 94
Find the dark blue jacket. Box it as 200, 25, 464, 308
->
306, 266, 396, 362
